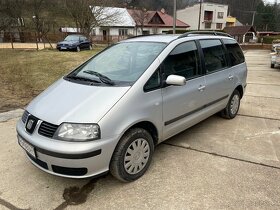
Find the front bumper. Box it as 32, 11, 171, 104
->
16, 119, 119, 178
56, 45, 77, 51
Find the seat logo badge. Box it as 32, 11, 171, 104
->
26, 119, 34, 130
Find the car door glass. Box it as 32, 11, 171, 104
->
200, 39, 227, 73
223, 39, 245, 66
163, 41, 201, 80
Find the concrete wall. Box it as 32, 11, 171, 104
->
177, 3, 228, 30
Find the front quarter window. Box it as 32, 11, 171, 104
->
144, 69, 161, 92
68, 42, 166, 85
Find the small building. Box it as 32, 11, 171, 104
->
177, 3, 228, 30
226, 16, 243, 27
92, 7, 136, 42
224, 25, 257, 43
128, 9, 190, 35
59, 27, 81, 34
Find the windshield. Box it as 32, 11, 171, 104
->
69, 42, 166, 85
64, 35, 80, 41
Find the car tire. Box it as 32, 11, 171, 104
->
220, 90, 241, 119
271, 63, 275, 68
110, 128, 154, 182
76, 46, 81, 52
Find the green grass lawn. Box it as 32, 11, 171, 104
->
0, 47, 104, 112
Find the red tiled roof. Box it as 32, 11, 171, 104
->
224, 26, 256, 36
127, 9, 189, 28
156, 11, 189, 27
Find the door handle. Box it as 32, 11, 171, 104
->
228, 75, 234, 80
198, 85, 206, 92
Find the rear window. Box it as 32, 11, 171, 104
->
223, 39, 245, 66
200, 39, 227, 73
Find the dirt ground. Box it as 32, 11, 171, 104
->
0, 47, 104, 113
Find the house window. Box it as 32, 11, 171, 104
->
119, 29, 128, 36
216, 23, 223, 30
205, 22, 211, 29
143, 31, 150, 35
204, 11, 213, 22
217, 12, 224, 19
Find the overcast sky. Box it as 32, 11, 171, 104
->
263, 0, 278, 3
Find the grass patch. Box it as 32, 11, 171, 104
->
0, 47, 104, 112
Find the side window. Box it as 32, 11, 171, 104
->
223, 39, 245, 66
200, 39, 227, 73
144, 70, 161, 92
162, 41, 201, 80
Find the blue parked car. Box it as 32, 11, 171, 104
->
56, 35, 92, 52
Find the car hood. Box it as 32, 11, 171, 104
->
57, 40, 78, 45
26, 78, 130, 125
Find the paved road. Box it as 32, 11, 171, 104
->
0, 50, 280, 210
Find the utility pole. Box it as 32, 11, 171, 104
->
251, 11, 256, 26
198, 0, 202, 30
173, 0, 177, 34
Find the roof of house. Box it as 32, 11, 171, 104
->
224, 25, 256, 36
92, 7, 136, 27
127, 9, 189, 28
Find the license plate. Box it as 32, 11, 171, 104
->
18, 136, 36, 158
61, 47, 67, 50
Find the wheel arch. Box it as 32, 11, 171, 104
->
235, 85, 244, 98
127, 121, 159, 146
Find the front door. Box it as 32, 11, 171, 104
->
103, 30, 107, 41
161, 41, 207, 140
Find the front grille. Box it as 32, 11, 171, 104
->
22, 111, 29, 124
38, 121, 59, 138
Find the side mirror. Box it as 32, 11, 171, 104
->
165, 75, 186, 86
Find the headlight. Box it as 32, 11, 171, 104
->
55, 123, 100, 141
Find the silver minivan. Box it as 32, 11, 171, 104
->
17, 32, 247, 182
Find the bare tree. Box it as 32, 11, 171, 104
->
129, 8, 150, 35
0, 0, 25, 45
29, 0, 55, 49
65, 0, 121, 37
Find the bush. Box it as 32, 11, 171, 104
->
262, 36, 280, 44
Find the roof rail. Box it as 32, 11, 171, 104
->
178, 31, 232, 39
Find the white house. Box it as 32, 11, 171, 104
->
177, 2, 228, 30
91, 7, 136, 41
60, 7, 189, 43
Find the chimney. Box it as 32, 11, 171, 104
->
160, 8, 165, 14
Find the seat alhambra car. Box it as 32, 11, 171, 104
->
17, 32, 247, 182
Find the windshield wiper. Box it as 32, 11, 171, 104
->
66, 75, 101, 83
83, 70, 115, 86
